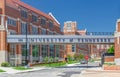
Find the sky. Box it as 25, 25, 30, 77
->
22, 0, 120, 32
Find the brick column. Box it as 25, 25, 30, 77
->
0, 15, 7, 65
16, 44, 22, 66
114, 19, 120, 65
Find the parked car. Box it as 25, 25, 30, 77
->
80, 59, 88, 64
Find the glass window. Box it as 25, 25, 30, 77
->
21, 45, 28, 56
32, 26, 38, 34
41, 29, 46, 35
40, 18, 46, 25
9, 30, 17, 35
32, 15, 38, 22
7, 18, 16, 26
21, 22, 29, 34
32, 45, 39, 57
41, 45, 48, 58
49, 21, 53, 29
48, 31, 53, 35
72, 44, 75, 52
21, 10, 28, 19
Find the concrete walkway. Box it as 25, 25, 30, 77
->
0, 66, 48, 74
79, 67, 120, 77
0, 63, 79, 74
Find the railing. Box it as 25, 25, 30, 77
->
86, 32, 114, 35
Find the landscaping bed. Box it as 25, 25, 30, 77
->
13, 66, 32, 70
0, 69, 5, 72
33, 62, 66, 67
103, 62, 120, 70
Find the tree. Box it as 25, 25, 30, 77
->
107, 45, 114, 53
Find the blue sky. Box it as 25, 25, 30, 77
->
22, 0, 120, 32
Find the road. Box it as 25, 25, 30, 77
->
0, 62, 100, 77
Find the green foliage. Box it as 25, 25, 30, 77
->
74, 53, 84, 61
67, 55, 73, 61
13, 66, 32, 70
107, 45, 114, 53
49, 57, 53, 62
54, 57, 59, 62
34, 62, 66, 67
1, 62, 10, 67
0, 69, 5, 72
44, 57, 49, 63
104, 62, 116, 66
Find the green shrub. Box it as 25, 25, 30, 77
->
104, 62, 116, 66
44, 57, 49, 63
1, 62, 10, 67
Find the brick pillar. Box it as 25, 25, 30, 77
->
0, 15, 7, 65
114, 19, 120, 65
16, 44, 22, 66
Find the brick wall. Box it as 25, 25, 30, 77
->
104, 56, 114, 62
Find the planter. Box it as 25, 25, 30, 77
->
103, 65, 120, 70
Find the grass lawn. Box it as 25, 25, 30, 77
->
67, 61, 78, 64
13, 66, 32, 70
0, 69, 6, 72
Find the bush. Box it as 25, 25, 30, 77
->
1, 62, 10, 67
67, 55, 73, 61
44, 57, 49, 63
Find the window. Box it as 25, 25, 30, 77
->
21, 45, 28, 56
41, 29, 46, 35
66, 23, 72, 30
32, 26, 38, 34
49, 21, 53, 29
41, 45, 48, 58
21, 10, 28, 18
50, 44, 54, 58
48, 31, 53, 35
32, 45, 39, 57
32, 15, 38, 22
7, 18, 16, 26
40, 18, 46, 25
72, 44, 76, 52
9, 30, 17, 35
21, 22, 28, 34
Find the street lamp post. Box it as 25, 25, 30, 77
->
25, 24, 28, 66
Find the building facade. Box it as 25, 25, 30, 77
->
63, 21, 89, 57
114, 19, 120, 65
0, 0, 65, 66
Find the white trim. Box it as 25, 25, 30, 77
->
114, 32, 120, 37
7, 16, 17, 21
32, 25, 38, 28
48, 12, 60, 25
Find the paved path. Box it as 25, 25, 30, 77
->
0, 62, 100, 77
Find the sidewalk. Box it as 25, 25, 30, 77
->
0, 63, 78, 74
0, 66, 49, 74
79, 67, 120, 77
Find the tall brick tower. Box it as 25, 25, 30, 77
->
63, 21, 77, 57
114, 19, 120, 65
0, 0, 7, 65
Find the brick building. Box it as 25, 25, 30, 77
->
63, 21, 89, 57
63, 21, 112, 59
114, 19, 120, 65
0, 0, 65, 66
